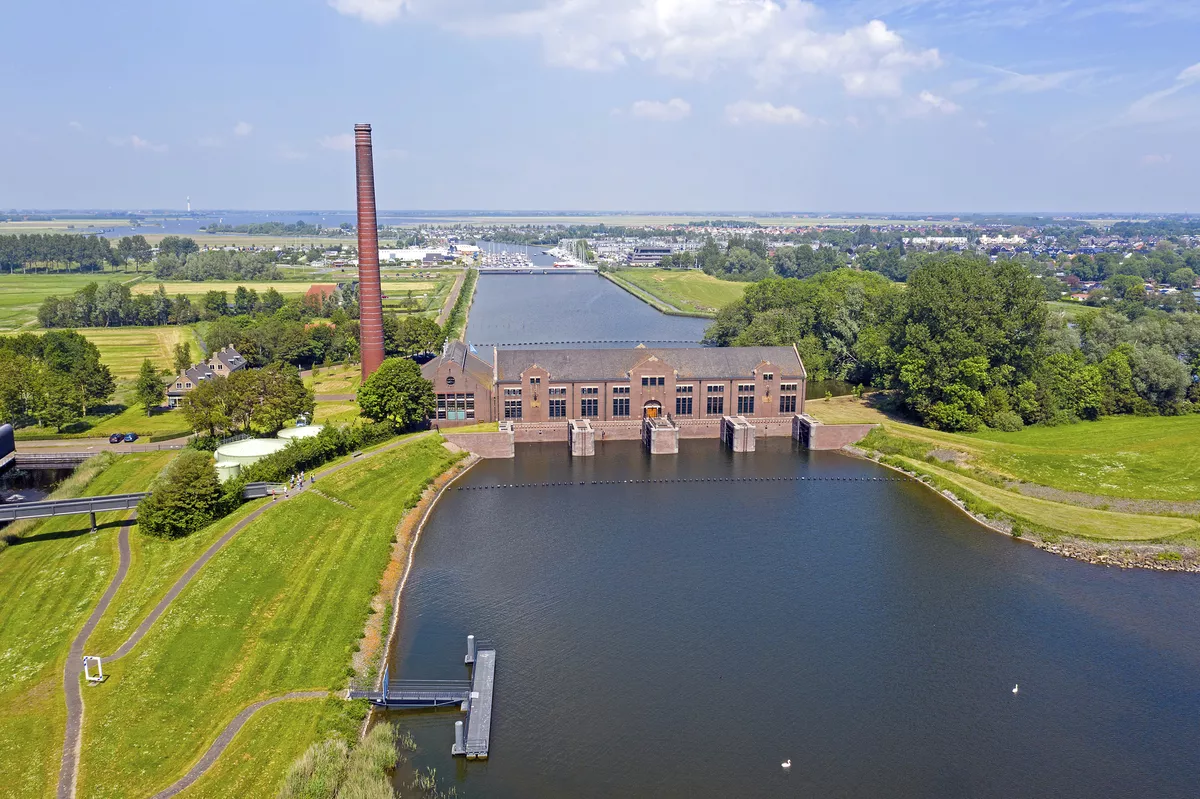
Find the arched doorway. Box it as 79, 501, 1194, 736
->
643, 400, 662, 419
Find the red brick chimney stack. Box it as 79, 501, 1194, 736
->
355, 123, 386, 380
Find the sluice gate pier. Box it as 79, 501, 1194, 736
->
350, 636, 497, 759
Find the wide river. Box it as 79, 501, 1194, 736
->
388, 276, 1200, 797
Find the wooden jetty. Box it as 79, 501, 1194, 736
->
349, 636, 496, 760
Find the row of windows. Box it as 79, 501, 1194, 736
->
437, 393, 476, 421
707, 384, 724, 393
613, 386, 630, 396
676, 384, 693, 394
548, 387, 567, 397
738, 383, 755, 393
642, 376, 666, 387
781, 383, 798, 392
498, 394, 798, 419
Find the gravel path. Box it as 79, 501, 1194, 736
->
147, 692, 329, 799
57, 519, 134, 799
56, 432, 433, 798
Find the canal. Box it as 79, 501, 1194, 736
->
386, 277, 1200, 797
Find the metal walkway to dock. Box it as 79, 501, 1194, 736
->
349, 636, 497, 759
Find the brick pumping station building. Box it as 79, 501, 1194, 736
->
354, 125, 874, 455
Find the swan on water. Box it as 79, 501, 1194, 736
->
1013, 684, 1019, 694
781, 760, 792, 769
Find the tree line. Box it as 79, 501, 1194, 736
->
706, 255, 1200, 431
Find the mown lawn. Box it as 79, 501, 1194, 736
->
0, 451, 176, 799
314, 400, 362, 426
78, 437, 462, 798
613, 268, 746, 314
15, 404, 192, 440
307, 363, 362, 395
179, 698, 352, 799
809, 396, 1200, 502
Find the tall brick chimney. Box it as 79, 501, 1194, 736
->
355, 123, 386, 380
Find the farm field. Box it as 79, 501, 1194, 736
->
0, 451, 177, 799
77, 437, 462, 798
0, 273, 140, 331
612, 268, 746, 315
79, 325, 201, 382
808, 396, 1200, 502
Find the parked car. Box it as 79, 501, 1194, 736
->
123, 433, 139, 443
109, 433, 123, 444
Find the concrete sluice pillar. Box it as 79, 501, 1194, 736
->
642, 416, 679, 455
721, 416, 756, 452
568, 419, 595, 456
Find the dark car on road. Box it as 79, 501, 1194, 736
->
123, 433, 138, 443
109, 433, 123, 444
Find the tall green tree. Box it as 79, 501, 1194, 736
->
357, 358, 435, 431
172, 341, 193, 374
134, 359, 163, 415
136, 451, 224, 539
890, 256, 1048, 430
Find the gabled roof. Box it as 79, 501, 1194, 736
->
422, 340, 495, 388
495, 346, 804, 382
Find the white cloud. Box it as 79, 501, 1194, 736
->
318, 133, 355, 151
912, 90, 960, 114
1141, 153, 1173, 166
725, 101, 814, 125
234, 121, 253, 136
1124, 61, 1200, 124
629, 98, 692, 121
108, 134, 168, 153
990, 67, 1095, 93
328, 0, 416, 24
329, 0, 940, 97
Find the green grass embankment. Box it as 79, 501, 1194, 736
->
810, 395, 1200, 547
604, 269, 745, 317
0, 451, 177, 799
78, 436, 463, 798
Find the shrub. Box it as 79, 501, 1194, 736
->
137, 451, 225, 539
990, 411, 1025, 432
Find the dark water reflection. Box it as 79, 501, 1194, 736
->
389, 440, 1200, 798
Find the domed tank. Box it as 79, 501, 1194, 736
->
212, 438, 289, 469
277, 425, 325, 441
214, 461, 242, 483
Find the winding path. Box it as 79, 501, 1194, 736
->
147, 692, 329, 799
56, 432, 434, 799
57, 519, 135, 799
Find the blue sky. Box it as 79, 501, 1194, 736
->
2, 0, 1198, 212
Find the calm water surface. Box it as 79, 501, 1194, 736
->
389, 440, 1200, 798
387, 276, 1199, 797
464, 273, 709, 352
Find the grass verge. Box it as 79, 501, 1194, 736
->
610, 268, 746, 316
78, 437, 463, 798
0, 451, 176, 799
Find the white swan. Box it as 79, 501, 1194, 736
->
781, 760, 792, 769
1012, 684, 1019, 694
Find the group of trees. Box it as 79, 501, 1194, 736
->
708, 255, 1200, 431
0, 234, 117, 272
180, 363, 314, 437
0, 331, 115, 430
38, 283, 302, 329
202, 221, 321, 236
154, 247, 282, 281
1057, 246, 1200, 285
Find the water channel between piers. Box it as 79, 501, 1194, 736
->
384, 273, 1200, 797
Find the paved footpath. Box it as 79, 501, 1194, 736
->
57, 520, 134, 799
56, 431, 433, 799
147, 691, 329, 799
